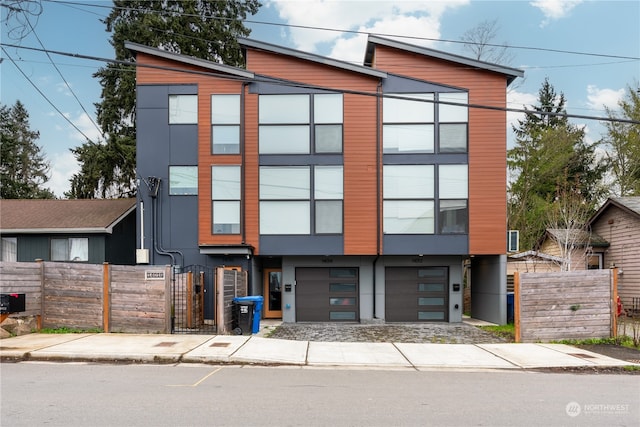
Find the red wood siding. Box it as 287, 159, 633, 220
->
372, 46, 508, 255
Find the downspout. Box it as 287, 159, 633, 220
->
372, 79, 383, 319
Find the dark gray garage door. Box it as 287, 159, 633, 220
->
296, 268, 359, 322
385, 267, 448, 322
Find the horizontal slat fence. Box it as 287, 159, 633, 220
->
0, 262, 170, 333
515, 270, 615, 342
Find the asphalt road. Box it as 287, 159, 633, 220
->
1, 362, 638, 426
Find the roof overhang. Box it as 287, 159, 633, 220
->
1, 228, 114, 235
125, 41, 255, 79
239, 38, 387, 79
199, 244, 253, 256
365, 35, 524, 85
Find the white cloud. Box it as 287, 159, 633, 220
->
56, 82, 73, 97
271, 0, 469, 60
530, 0, 583, 27
586, 85, 624, 112
47, 151, 79, 198
65, 111, 104, 143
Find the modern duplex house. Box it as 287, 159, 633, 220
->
129, 36, 523, 325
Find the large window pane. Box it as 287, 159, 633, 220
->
439, 92, 468, 122
383, 165, 434, 199
384, 200, 434, 234
212, 126, 240, 154
439, 200, 468, 234
211, 94, 240, 124
260, 201, 310, 234
1, 237, 17, 261
213, 201, 240, 234
169, 94, 197, 124
259, 125, 310, 154
212, 166, 241, 200
314, 166, 343, 199
383, 93, 434, 123
383, 124, 434, 153
315, 125, 342, 153
316, 200, 342, 234
260, 167, 310, 199
51, 238, 88, 261
259, 95, 309, 124
439, 165, 468, 198
439, 124, 467, 153
314, 94, 343, 123
169, 166, 198, 195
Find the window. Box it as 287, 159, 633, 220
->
211, 94, 241, 154
439, 92, 468, 122
439, 124, 467, 153
439, 200, 468, 234
169, 94, 197, 124
51, 238, 88, 262
259, 165, 343, 235
211, 166, 241, 234
439, 165, 468, 198
1, 237, 17, 261
507, 230, 519, 252
383, 94, 434, 154
169, 166, 198, 195
258, 94, 343, 154
383, 165, 435, 234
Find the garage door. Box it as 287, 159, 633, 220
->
296, 268, 359, 322
385, 267, 448, 322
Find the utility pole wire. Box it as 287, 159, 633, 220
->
2, 42, 639, 126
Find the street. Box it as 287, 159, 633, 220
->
1, 362, 638, 426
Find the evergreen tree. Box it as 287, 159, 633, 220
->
601, 83, 640, 196
507, 78, 605, 250
68, 0, 261, 198
0, 101, 55, 199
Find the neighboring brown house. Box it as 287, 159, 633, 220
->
0, 199, 136, 265
588, 197, 640, 309
536, 228, 609, 271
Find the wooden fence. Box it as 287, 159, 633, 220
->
1, 261, 170, 333
515, 269, 617, 342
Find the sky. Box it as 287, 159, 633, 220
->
1, 0, 639, 197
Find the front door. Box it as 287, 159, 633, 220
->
263, 269, 282, 318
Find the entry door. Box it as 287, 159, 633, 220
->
263, 269, 282, 318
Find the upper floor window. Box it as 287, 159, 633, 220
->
1, 237, 17, 262
211, 166, 241, 234
438, 164, 468, 234
51, 238, 88, 262
169, 94, 198, 124
383, 94, 434, 153
383, 165, 434, 234
211, 94, 241, 154
259, 165, 343, 235
258, 94, 343, 154
169, 166, 198, 195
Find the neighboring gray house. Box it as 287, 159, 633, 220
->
0, 199, 136, 265
589, 197, 640, 309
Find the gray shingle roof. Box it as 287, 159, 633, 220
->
0, 199, 136, 234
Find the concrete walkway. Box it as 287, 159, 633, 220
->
1, 332, 636, 370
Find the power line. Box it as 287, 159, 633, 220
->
21, 12, 105, 139
1, 46, 98, 144
2, 42, 638, 125
43, 0, 640, 61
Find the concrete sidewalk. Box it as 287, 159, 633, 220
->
1, 332, 636, 370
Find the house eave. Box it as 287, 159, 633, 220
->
1, 228, 112, 235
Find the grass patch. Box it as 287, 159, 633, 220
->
40, 327, 103, 334
555, 335, 639, 349
623, 365, 640, 372
479, 324, 515, 342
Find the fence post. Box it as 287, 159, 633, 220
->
37, 259, 44, 330
215, 267, 226, 334
165, 265, 172, 334
514, 271, 521, 343
186, 271, 193, 329
102, 263, 110, 333
611, 268, 618, 338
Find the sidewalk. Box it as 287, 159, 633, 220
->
1, 330, 636, 370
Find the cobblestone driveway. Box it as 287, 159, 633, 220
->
267, 322, 507, 344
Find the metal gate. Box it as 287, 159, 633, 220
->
172, 265, 217, 334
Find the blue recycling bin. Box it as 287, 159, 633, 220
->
233, 296, 264, 334
506, 292, 514, 324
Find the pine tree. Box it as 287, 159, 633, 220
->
507, 78, 605, 250
0, 101, 55, 199
68, 0, 261, 198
